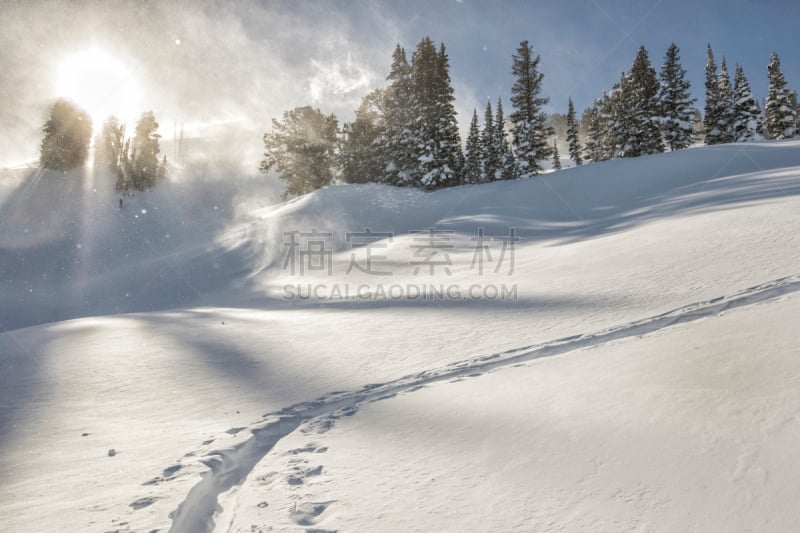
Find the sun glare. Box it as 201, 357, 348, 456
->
55, 48, 141, 128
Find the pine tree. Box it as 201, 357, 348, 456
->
716, 57, 736, 143
96, 115, 125, 174
407, 37, 436, 187
766, 52, 798, 139
510, 40, 552, 175
482, 100, 499, 181
432, 42, 464, 186
733, 64, 764, 142
463, 109, 483, 184
39, 99, 92, 171
260, 106, 339, 197
495, 98, 516, 180
790, 90, 800, 133
658, 43, 695, 151
583, 103, 605, 163
566, 97, 582, 165
704, 44, 723, 145
551, 139, 561, 170
408, 38, 463, 189
619, 46, 663, 157
341, 89, 385, 183
381, 45, 415, 185
603, 78, 627, 159
129, 111, 162, 191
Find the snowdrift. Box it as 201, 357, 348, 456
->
4, 141, 800, 330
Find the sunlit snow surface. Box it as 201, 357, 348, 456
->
1, 141, 800, 532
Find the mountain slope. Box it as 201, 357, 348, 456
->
0, 141, 799, 532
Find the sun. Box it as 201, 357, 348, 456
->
55, 48, 141, 129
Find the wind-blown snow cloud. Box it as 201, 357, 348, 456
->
0, 0, 398, 166
309, 53, 377, 109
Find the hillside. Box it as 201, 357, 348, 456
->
1, 141, 799, 532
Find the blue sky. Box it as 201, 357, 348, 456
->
2, 0, 800, 164
368, 0, 800, 113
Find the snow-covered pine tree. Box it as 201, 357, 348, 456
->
482, 100, 499, 181
433, 43, 464, 185
463, 109, 483, 184
381, 45, 415, 186
704, 45, 723, 145
566, 97, 583, 165
341, 89, 386, 184
716, 57, 736, 143
658, 43, 695, 151
583, 103, 604, 163
510, 40, 552, 176
592, 92, 612, 160
551, 139, 561, 170
603, 78, 628, 159
410, 38, 463, 189
619, 46, 664, 157
766, 52, 798, 139
733, 64, 764, 142
790, 90, 800, 134
495, 98, 516, 180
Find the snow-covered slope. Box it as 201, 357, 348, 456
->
1, 141, 799, 532
0, 160, 282, 330
229, 293, 800, 532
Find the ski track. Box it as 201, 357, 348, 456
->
166, 274, 800, 533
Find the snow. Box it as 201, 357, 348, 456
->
229, 293, 800, 532
1, 141, 800, 532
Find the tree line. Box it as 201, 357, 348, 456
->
38, 99, 166, 192
261, 38, 800, 197
261, 38, 552, 196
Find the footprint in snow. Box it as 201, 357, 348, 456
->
287, 465, 324, 485
255, 471, 280, 485
374, 393, 397, 402
287, 443, 321, 455
305, 418, 335, 434
143, 464, 183, 486
162, 464, 182, 477
289, 501, 335, 526
130, 496, 158, 510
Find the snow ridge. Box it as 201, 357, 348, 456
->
168, 274, 800, 531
